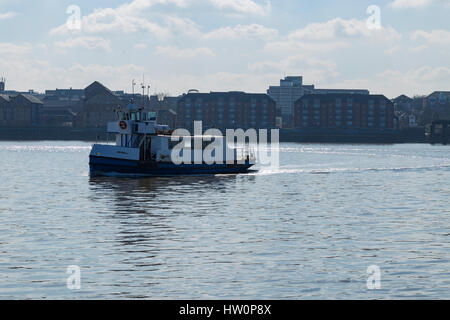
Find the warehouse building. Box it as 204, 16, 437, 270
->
177, 91, 276, 131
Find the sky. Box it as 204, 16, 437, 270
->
0, 0, 449, 98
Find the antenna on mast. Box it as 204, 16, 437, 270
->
141, 74, 146, 108
132, 79, 136, 95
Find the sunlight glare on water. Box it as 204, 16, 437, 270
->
0, 141, 449, 299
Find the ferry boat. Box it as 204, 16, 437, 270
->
89, 102, 256, 177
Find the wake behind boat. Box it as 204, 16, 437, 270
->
89, 102, 256, 177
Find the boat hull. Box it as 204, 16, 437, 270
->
89, 156, 255, 177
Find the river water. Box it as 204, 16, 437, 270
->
0, 141, 449, 299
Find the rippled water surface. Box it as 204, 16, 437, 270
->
0, 141, 449, 299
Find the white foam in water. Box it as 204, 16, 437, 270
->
0, 145, 91, 152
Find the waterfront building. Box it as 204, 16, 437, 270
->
421, 91, 450, 123
0, 94, 10, 126
0, 93, 43, 127
149, 94, 180, 111
75, 81, 126, 128
42, 88, 84, 126
0, 77, 5, 92
267, 76, 370, 128
114, 91, 150, 108
313, 89, 369, 95
426, 91, 450, 109
177, 91, 276, 131
148, 95, 179, 129
42, 99, 79, 127
45, 88, 84, 102
393, 95, 413, 113
155, 109, 177, 129
294, 93, 395, 130
267, 76, 314, 128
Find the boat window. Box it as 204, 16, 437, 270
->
169, 140, 180, 149
131, 112, 136, 121
148, 112, 157, 121
136, 112, 141, 121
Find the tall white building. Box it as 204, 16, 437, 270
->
267, 76, 314, 128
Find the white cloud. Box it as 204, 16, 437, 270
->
411, 29, 450, 44
384, 45, 401, 55
114, 0, 271, 15
324, 66, 450, 97
155, 71, 280, 94
156, 45, 215, 58
207, 0, 271, 16
265, 40, 350, 54
0, 42, 32, 55
54, 37, 112, 51
0, 11, 16, 20
249, 55, 337, 73
49, 0, 271, 36
0, 58, 145, 92
263, 17, 402, 57
134, 43, 148, 49
248, 55, 339, 83
164, 16, 277, 40
389, 0, 436, 9
163, 16, 203, 38
49, 7, 170, 37
204, 24, 278, 40
286, 18, 401, 41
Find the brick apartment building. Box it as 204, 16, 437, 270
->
176, 91, 276, 131
294, 93, 395, 130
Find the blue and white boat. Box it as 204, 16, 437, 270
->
89, 102, 256, 177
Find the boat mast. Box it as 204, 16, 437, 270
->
132, 79, 136, 95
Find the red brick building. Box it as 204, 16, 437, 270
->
177, 91, 276, 131
294, 94, 395, 130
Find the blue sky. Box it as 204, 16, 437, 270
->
0, 0, 449, 97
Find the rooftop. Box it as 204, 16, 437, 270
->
20, 93, 44, 104
0, 94, 10, 102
